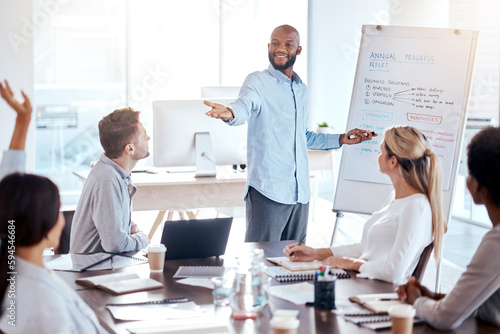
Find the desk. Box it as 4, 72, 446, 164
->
73, 150, 335, 239
73, 167, 247, 212
52, 241, 499, 334
73, 167, 247, 239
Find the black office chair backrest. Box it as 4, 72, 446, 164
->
55, 210, 74, 254
412, 242, 434, 283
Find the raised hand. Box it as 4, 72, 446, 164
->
0, 80, 32, 120
1, 80, 32, 150
204, 100, 234, 122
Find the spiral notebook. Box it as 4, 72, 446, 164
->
340, 311, 424, 331
265, 267, 350, 282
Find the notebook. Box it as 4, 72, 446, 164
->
348, 293, 405, 314
339, 311, 424, 331
266, 256, 323, 271
160, 218, 232, 260
75, 272, 163, 295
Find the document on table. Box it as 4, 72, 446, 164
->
45, 253, 113, 271
107, 301, 202, 321
175, 278, 214, 289
267, 282, 314, 305
128, 322, 231, 334
45, 253, 146, 272
126, 305, 231, 334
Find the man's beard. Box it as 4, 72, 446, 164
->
132, 147, 150, 161
268, 52, 297, 71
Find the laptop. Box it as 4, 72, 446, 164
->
160, 217, 233, 260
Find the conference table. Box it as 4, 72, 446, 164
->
53, 241, 500, 334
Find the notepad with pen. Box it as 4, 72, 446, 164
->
348, 293, 404, 314
266, 256, 323, 271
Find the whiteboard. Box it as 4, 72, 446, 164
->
333, 25, 478, 220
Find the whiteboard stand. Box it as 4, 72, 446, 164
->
330, 25, 479, 293
435, 257, 442, 292
329, 210, 344, 246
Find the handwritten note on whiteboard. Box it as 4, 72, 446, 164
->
343, 26, 473, 190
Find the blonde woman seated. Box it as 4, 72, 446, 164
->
284, 126, 445, 285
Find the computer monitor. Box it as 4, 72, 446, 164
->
200, 86, 240, 99
152, 99, 247, 177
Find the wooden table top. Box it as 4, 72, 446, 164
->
52, 241, 500, 334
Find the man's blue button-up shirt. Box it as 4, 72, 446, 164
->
228, 64, 341, 205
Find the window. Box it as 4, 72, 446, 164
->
33, 0, 308, 206
449, 0, 499, 226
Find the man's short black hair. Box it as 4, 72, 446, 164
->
467, 126, 500, 206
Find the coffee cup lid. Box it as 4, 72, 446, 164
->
388, 304, 416, 318
270, 316, 300, 329
148, 244, 166, 252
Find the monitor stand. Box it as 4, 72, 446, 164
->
195, 132, 216, 177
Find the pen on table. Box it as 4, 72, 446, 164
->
290, 234, 307, 257
348, 131, 376, 140
80, 254, 115, 272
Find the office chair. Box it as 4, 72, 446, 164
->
412, 242, 434, 283
55, 210, 74, 254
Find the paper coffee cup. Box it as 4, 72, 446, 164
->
147, 244, 166, 272
388, 304, 416, 334
270, 316, 300, 334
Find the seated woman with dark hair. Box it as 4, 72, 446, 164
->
0, 173, 104, 333
396, 126, 500, 330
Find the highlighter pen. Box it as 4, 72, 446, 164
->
348, 131, 376, 140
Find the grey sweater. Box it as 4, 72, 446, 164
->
415, 223, 500, 329
69, 154, 148, 253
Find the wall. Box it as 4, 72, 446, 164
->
307, 0, 449, 133
0, 0, 35, 171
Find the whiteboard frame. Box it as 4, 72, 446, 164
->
333, 25, 479, 226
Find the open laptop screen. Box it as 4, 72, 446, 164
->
160, 217, 233, 260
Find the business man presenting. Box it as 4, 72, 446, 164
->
205, 25, 375, 243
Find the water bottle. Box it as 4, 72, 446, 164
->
229, 248, 270, 314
